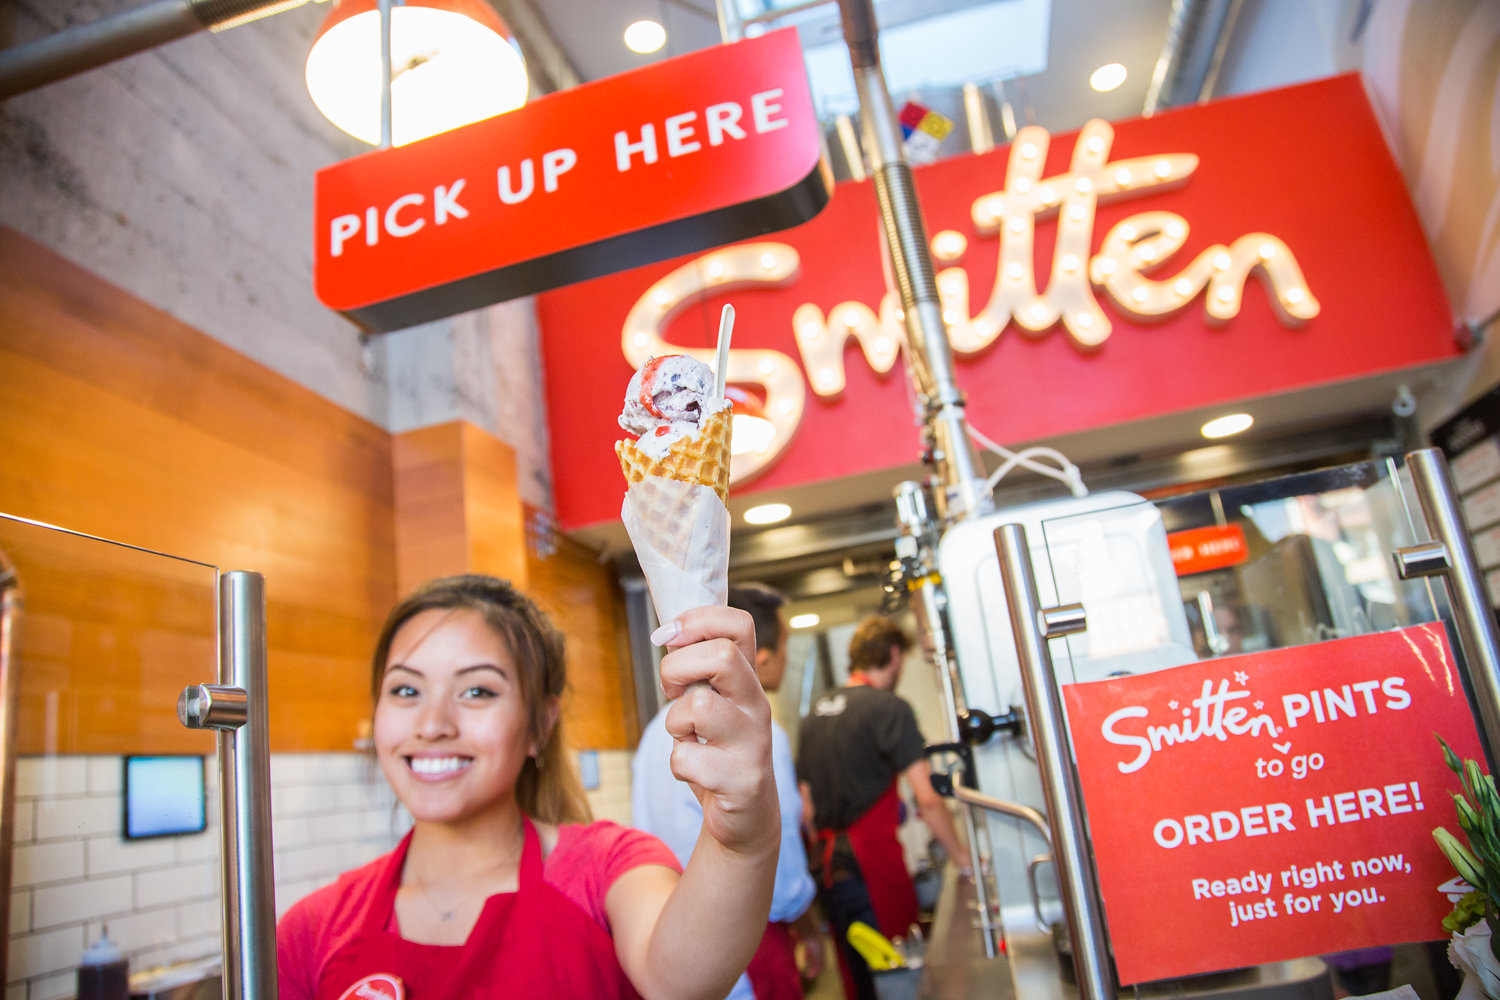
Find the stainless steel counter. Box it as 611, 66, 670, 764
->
910, 867, 1014, 1000
912, 868, 1335, 1000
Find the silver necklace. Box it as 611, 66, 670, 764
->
411, 880, 466, 922
426, 893, 458, 923
408, 822, 525, 923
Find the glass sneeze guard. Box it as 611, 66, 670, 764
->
0, 512, 277, 1000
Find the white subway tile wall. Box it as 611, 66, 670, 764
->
7, 749, 638, 1000
7, 754, 406, 1000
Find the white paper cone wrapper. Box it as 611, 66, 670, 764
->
621, 476, 730, 623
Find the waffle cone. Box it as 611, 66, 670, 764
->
615, 409, 732, 506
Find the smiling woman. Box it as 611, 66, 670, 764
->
275, 574, 783, 1000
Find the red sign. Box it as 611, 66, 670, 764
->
1168, 524, 1250, 575
1061, 624, 1483, 984
313, 28, 829, 331
537, 74, 1459, 532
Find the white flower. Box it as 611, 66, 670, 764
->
1450, 922, 1500, 1000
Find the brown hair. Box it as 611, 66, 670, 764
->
847, 615, 912, 672
728, 582, 786, 653
370, 574, 592, 826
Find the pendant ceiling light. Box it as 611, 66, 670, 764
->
306, 0, 527, 147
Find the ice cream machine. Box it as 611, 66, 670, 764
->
936, 488, 1198, 940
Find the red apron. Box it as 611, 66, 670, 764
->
745, 921, 801, 1000
316, 819, 640, 1000
818, 782, 919, 940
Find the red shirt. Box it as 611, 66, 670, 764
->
276, 820, 680, 1000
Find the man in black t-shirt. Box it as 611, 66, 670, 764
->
796, 616, 968, 1000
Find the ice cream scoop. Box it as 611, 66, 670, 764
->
619, 355, 729, 458
616, 349, 735, 623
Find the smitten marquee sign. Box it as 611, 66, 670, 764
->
313, 28, 829, 331
538, 73, 1460, 531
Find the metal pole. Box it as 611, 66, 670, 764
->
220, 571, 278, 1000
379, 0, 393, 149
993, 523, 1115, 1000
893, 482, 999, 956
837, 0, 992, 522
0, 0, 316, 99
910, 574, 999, 957
716, 0, 745, 43
180, 571, 277, 1000
1396, 448, 1500, 765
0, 552, 21, 988
962, 82, 995, 155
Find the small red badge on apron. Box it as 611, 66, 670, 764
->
336, 973, 404, 1000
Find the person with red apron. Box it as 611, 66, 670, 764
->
275, 575, 782, 1000
795, 616, 970, 1000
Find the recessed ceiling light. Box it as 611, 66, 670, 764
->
1090, 63, 1128, 92
744, 502, 791, 525
789, 613, 820, 629
624, 19, 665, 54
1201, 413, 1253, 438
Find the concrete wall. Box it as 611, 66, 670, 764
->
0, 0, 555, 507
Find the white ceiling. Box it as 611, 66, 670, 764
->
528, 0, 1178, 139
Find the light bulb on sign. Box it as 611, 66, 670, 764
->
732, 415, 776, 456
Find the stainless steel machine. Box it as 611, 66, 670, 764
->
938, 489, 1197, 937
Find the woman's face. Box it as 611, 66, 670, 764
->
374, 607, 535, 827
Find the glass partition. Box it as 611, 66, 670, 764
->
1018, 458, 1461, 1000
1039, 458, 1442, 686
0, 513, 224, 1000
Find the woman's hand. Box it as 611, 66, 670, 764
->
608, 605, 780, 1000
652, 604, 778, 856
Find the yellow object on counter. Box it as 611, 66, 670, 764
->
846, 921, 906, 970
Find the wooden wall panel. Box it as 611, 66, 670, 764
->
526, 531, 639, 751
459, 424, 529, 591
0, 228, 398, 754
0, 227, 636, 756
391, 422, 528, 597
392, 424, 476, 598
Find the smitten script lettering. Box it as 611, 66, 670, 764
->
621, 117, 1320, 483
1103, 679, 1281, 774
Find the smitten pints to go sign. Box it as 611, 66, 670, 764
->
1062, 624, 1484, 985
